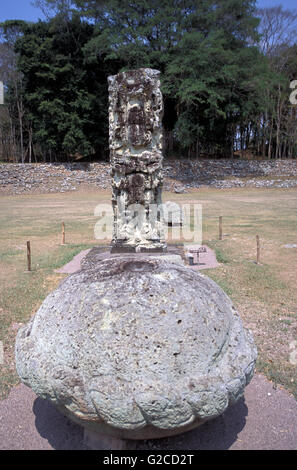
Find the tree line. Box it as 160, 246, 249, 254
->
0, 0, 296, 163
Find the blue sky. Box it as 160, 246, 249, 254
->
0, 1, 46, 22
0, 0, 296, 22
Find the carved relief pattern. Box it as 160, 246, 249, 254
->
108, 68, 166, 252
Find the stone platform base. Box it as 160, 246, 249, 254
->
83, 428, 136, 450
110, 245, 167, 254
81, 244, 187, 270
54, 244, 219, 275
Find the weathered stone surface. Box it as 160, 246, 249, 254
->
108, 68, 166, 252
15, 256, 257, 440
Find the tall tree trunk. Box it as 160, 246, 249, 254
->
275, 84, 284, 160
257, 119, 261, 156
28, 124, 33, 163
240, 125, 244, 158
268, 117, 273, 160
282, 140, 287, 159
262, 114, 266, 158
195, 137, 200, 159
17, 98, 24, 163
10, 117, 16, 162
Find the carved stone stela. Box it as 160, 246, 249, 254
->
108, 68, 167, 252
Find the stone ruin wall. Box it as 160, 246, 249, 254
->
1, 160, 297, 196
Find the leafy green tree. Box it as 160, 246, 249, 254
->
71, 0, 266, 157
12, 15, 114, 159
32, 0, 77, 20
0, 21, 28, 162
255, 6, 297, 159
163, 1, 265, 156
4, 0, 295, 160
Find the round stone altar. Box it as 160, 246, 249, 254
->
15, 255, 257, 440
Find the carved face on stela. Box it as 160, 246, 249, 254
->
108, 68, 163, 158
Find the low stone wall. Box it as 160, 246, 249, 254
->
0, 162, 111, 195
0, 159, 296, 195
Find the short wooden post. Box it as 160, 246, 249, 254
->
62, 222, 65, 245
27, 241, 31, 272
256, 235, 260, 264
219, 216, 223, 240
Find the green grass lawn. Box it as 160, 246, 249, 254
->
0, 187, 296, 399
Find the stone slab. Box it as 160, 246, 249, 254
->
184, 245, 220, 270
54, 249, 91, 274
54, 244, 203, 274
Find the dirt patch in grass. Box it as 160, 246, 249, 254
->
0, 187, 296, 399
